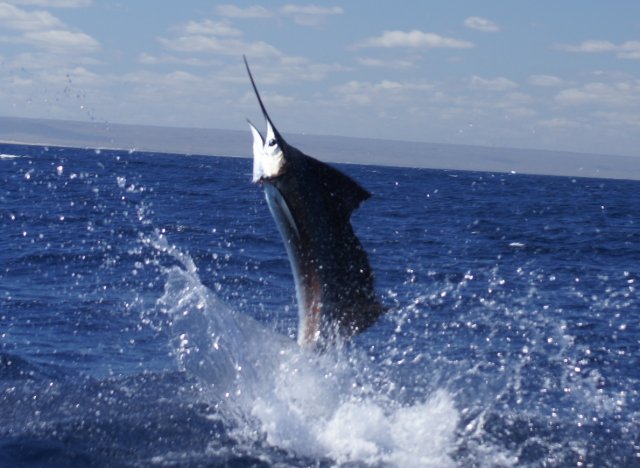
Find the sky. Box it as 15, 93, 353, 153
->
1, 0, 639, 158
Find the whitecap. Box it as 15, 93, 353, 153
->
0, 153, 28, 159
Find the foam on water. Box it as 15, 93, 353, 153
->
0, 153, 28, 159
150, 234, 461, 466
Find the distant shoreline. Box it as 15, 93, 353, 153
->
1, 115, 639, 181
0, 138, 193, 157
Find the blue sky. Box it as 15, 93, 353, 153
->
1, 1, 639, 157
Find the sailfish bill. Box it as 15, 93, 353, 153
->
244, 56, 385, 349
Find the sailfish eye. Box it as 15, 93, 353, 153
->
268, 138, 277, 147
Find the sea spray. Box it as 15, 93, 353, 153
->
149, 233, 460, 465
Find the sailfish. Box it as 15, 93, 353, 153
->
244, 57, 385, 349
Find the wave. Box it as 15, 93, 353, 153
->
0, 153, 29, 159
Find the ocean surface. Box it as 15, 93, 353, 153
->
1, 143, 638, 467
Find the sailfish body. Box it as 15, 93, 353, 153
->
244, 57, 384, 348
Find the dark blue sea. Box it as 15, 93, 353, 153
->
1, 143, 638, 467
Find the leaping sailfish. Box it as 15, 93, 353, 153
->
244, 56, 385, 349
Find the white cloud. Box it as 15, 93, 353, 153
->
23, 29, 99, 53
280, 4, 343, 26
5, 0, 90, 7
40, 65, 101, 85
215, 4, 273, 19
230, 57, 344, 85
470, 75, 518, 91
617, 41, 640, 59
338, 80, 402, 93
2, 49, 100, 71
182, 19, 242, 37
334, 79, 434, 105
138, 53, 220, 67
353, 30, 474, 50
159, 14, 282, 58
557, 40, 616, 53
356, 56, 414, 68
0, 2, 64, 30
555, 80, 640, 107
529, 74, 565, 87
280, 4, 342, 16
0, 2, 99, 54
464, 16, 499, 33
557, 39, 640, 60
154, 14, 343, 86
214, 3, 343, 26
157, 70, 202, 89
336, 79, 434, 95
161, 35, 282, 57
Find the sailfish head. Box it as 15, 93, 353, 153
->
244, 56, 289, 183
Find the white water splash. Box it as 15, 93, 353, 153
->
150, 235, 460, 466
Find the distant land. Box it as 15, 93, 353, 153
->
1, 116, 639, 181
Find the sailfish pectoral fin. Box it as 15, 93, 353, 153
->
267, 185, 300, 240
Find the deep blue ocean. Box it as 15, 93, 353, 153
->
1, 142, 639, 467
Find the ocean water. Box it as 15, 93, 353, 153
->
1, 143, 638, 467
